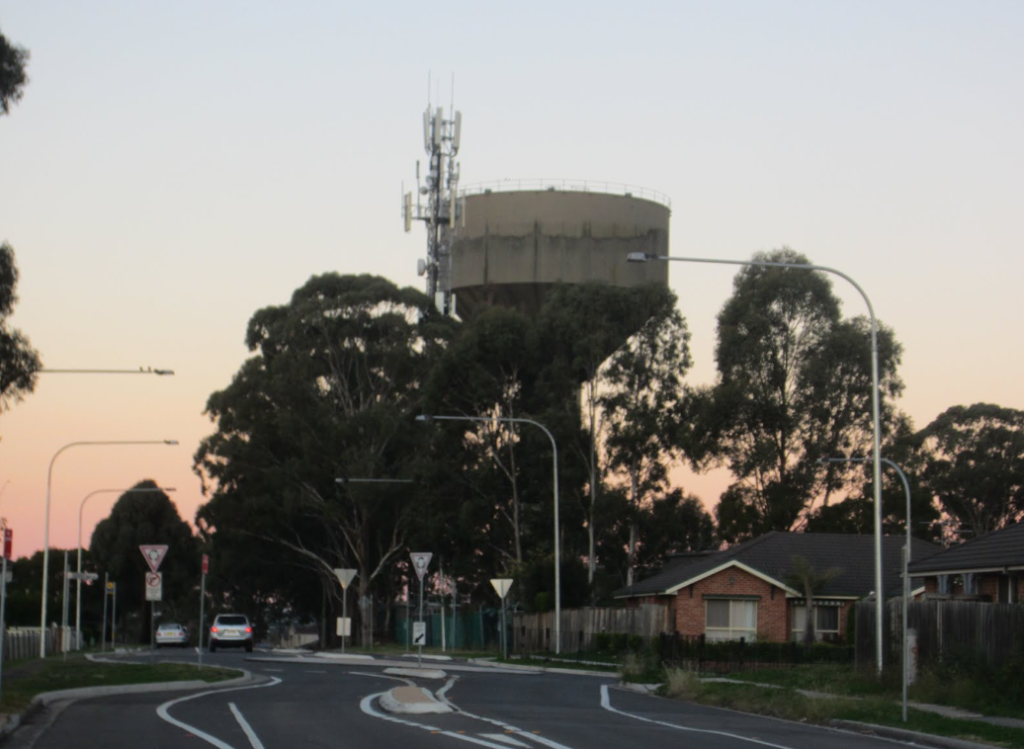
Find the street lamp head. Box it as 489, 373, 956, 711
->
153, 369, 175, 376
164, 440, 179, 445
626, 252, 652, 263
415, 415, 433, 423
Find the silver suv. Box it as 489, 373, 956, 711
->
209, 613, 253, 652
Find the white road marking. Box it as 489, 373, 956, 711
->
600, 684, 798, 749
155, 677, 282, 749
229, 703, 266, 749
480, 734, 531, 747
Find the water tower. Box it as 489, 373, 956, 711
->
405, 110, 670, 318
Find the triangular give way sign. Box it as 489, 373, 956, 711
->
140, 545, 169, 573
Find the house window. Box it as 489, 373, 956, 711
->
706, 599, 757, 642
791, 605, 841, 641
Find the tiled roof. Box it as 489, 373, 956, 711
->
616, 531, 941, 600
907, 522, 1024, 575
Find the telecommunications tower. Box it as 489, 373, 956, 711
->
404, 103, 462, 316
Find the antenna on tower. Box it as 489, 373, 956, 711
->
403, 78, 462, 316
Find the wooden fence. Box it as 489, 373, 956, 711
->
513, 605, 670, 654
856, 600, 1024, 669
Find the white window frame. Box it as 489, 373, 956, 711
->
705, 599, 758, 642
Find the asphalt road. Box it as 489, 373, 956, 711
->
7, 650, 919, 749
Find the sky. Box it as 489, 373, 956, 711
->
1, 1, 1021, 562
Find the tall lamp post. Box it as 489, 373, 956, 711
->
416, 413, 563, 655
628, 251, 885, 674
40, 439, 178, 657
821, 456, 913, 721
75, 485, 176, 650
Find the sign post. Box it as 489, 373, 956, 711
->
101, 574, 109, 652
490, 578, 514, 660
111, 582, 117, 649
198, 554, 208, 669
0, 527, 12, 700
410, 552, 431, 667
333, 568, 357, 654
140, 545, 168, 656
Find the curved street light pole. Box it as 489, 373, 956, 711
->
40, 440, 178, 658
417, 414, 562, 655
628, 251, 885, 674
75, 486, 176, 650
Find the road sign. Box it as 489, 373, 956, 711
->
202, 553, 209, 575
145, 571, 163, 601
140, 545, 169, 573
3, 528, 11, 560
412, 621, 426, 645
106, 581, 116, 595
68, 572, 100, 582
336, 617, 352, 637
333, 568, 357, 589
490, 578, 514, 600
410, 552, 432, 581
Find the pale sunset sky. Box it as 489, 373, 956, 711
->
0, 1, 1021, 561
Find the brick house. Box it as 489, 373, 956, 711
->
614, 531, 939, 643
908, 521, 1024, 603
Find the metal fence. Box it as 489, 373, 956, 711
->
659, 633, 854, 674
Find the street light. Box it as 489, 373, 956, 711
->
821, 455, 913, 721
416, 413, 563, 654
75, 485, 176, 650
628, 251, 885, 674
40, 439, 178, 657
40, 367, 175, 375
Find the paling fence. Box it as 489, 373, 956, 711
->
856, 600, 1024, 670
513, 605, 671, 654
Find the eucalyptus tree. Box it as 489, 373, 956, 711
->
599, 305, 693, 586
918, 403, 1024, 538
705, 248, 903, 542
0, 26, 29, 116
0, 242, 41, 410
536, 282, 684, 588
194, 274, 454, 642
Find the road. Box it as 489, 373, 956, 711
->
8, 650, 913, 749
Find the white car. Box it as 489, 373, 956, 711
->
155, 623, 189, 647
209, 613, 253, 652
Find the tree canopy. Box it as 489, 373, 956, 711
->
917, 403, 1024, 538
0, 26, 29, 117
195, 274, 455, 637
0, 242, 41, 411
702, 248, 904, 542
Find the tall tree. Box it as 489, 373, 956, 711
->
0, 242, 41, 410
195, 274, 454, 643
0, 26, 29, 116
89, 481, 199, 641
706, 248, 903, 542
536, 282, 683, 591
917, 403, 1024, 538
600, 306, 693, 586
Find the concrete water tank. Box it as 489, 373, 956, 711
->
450, 183, 670, 319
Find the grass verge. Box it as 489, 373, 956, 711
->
663, 669, 1024, 748
0, 654, 240, 716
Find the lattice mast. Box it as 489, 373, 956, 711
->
404, 103, 462, 316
